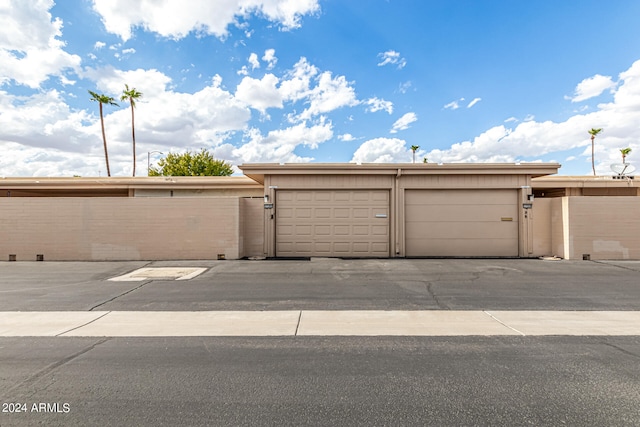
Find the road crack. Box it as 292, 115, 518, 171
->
0, 338, 110, 400
426, 282, 450, 310
89, 280, 153, 311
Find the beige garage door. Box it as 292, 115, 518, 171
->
405, 189, 518, 257
276, 190, 389, 257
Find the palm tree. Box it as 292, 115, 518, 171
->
89, 90, 118, 177
121, 84, 143, 176
620, 147, 632, 164
410, 145, 420, 163
588, 128, 603, 176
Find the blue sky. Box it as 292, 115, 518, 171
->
2, 0, 640, 176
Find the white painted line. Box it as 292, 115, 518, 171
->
60, 311, 299, 337
296, 310, 520, 336
487, 311, 640, 336
0, 312, 109, 337
2, 311, 640, 337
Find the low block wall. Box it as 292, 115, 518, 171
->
0, 197, 258, 261
531, 198, 553, 257
241, 197, 265, 258
552, 196, 640, 260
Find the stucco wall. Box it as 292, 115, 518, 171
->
549, 198, 566, 258
241, 197, 265, 257
0, 197, 244, 261
531, 198, 552, 257
561, 196, 640, 260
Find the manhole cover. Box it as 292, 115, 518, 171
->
109, 267, 207, 281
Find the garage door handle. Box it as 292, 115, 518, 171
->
375, 214, 388, 218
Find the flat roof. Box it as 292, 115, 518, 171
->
239, 162, 561, 184
532, 175, 638, 188
0, 176, 262, 191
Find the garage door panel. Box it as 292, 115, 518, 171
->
314, 225, 331, 235
277, 190, 389, 257
278, 208, 294, 219
405, 205, 517, 222
295, 192, 313, 202
314, 192, 332, 202
316, 208, 331, 218
405, 189, 518, 257
405, 221, 518, 239
353, 208, 370, 218
410, 190, 512, 205
372, 225, 388, 235
407, 238, 517, 257
372, 192, 390, 202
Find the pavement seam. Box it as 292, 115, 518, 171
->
591, 260, 640, 273
483, 311, 526, 336
56, 311, 112, 336
600, 340, 640, 360
0, 337, 110, 401
89, 280, 153, 311
294, 310, 302, 336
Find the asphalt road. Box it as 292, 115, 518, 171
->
1, 258, 640, 426
1, 336, 640, 426
1, 258, 640, 311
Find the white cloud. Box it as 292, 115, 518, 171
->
339, 133, 355, 142
390, 112, 417, 133
0, 0, 58, 50
377, 50, 406, 69
235, 73, 283, 112
237, 53, 261, 75
280, 60, 358, 121
0, 54, 363, 176
91, 0, 320, 41
279, 57, 318, 102
0, 89, 94, 152
248, 53, 260, 70
94, 41, 106, 50
444, 99, 462, 110
365, 97, 393, 114
0, 0, 81, 88
568, 74, 617, 102
351, 137, 409, 163
262, 49, 278, 69
0, 67, 254, 176
81, 66, 172, 99
467, 97, 481, 108
424, 60, 640, 174
398, 81, 412, 94
227, 119, 333, 164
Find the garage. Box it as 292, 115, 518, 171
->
276, 190, 390, 257
405, 189, 519, 257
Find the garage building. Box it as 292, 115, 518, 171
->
240, 163, 559, 258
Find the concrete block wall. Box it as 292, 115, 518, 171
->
560, 196, 640, 260
531, 198, 553, 257
0, 197, 244, 261
240, 197, 265, 258
544, 196, 640, 260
